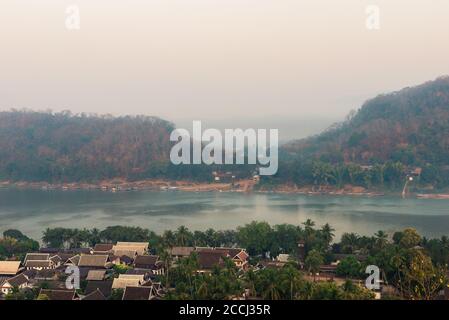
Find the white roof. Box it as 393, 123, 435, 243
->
112, 277, 141, 289
118, 274, 144, 282
0, 261, 21, 275
116, 242, 148, 247
113, 242, 148, 256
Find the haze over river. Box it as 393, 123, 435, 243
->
1, 189, 449, 241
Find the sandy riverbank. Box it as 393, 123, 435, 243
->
0, 178, 255, 193
1, 179, 447, 198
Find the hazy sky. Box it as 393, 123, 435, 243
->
1, 0, 449, 139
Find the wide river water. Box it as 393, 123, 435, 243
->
0, 189, 448, 241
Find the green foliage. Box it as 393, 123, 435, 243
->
0, 110, 175, 182
336, 257, 362, 278
36, 294, 50, 300
237, 221, 274, 257
5, 220, 449, 300
305, 249, 324, 274
109, 289, 124, 300
0, 231, 39, 259
100, 226, 150, 243
278, 77, 449, 190
113, 264, 130, 274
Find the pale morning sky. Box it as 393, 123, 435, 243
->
1, 0, 449, 139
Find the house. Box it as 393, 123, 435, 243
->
122, 286, 156, 300
35, 269, 61, 281
39, 289, 79, 300
277, 254, 291, 263
170, 247, 195, 259
23, 253, 55, 270
64, 255, 81, 266
196, 251, 225, 273
93, 243, 114, 255
212, 171, 235, 183
78, 255, 111, 269
24, 253, 50, 264
113, 250, 138, 260
319, 265, 338, 274
133, 255, 163, 275
112, 242, 149, 256
49, 255, 63, 267
229, 249, 249, 270
21, 269, 37, 279
258, 260, 287, 269
24, 260, 54, 270
69, 248, 93, 255
82, 288, 106, 300
86, 269, 107, 281
112, 274, 144, 289
200, 247, 249, 270
118, 255, 134, 266
0, 261, 22, 276
85, 280, 113, 298
0, 273, 31, 295
141, 280, 165, 297
125, 268, 153, 281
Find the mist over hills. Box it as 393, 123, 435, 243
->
284, 76, 449, 166
269, 76, 449, 190
1, 77, 449, 189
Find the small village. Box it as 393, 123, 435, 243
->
0, 240, 380, 300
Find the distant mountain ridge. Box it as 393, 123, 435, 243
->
2, 76, 449, 188
283, 76, 449, 166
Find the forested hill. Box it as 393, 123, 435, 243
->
0, 111, 174, 181
2, 76, 449, 187
283, 76, 449, 166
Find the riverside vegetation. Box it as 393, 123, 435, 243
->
2, 77, 449, 194
1, 221, 448, 300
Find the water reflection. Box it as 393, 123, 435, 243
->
0, 189, 448, 240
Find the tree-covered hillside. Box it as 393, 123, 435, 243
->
285, 76, 449, 166
0, 111, 174, 181
269, 77, 449, 190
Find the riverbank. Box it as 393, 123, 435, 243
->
0, 179, 251, 193
0, 179, 447, 198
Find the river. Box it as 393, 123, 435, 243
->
1, 189, 448, 241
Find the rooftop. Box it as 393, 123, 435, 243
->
0, 261, 21, 275
78, 255, 109, 268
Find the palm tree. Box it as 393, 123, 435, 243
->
305, 249, 324, 281
243, 269, 257, 298
159, 249, 173, 288
162, 230, 176, 248
176, 226, 191, 247
374, 230, 388, 250
320, 223, 335, 247
302, 219, 315, 234
88, 228, 101, 247
259, 269, 282, 300
281, 265, 303, 300
340, 232, 360, 254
